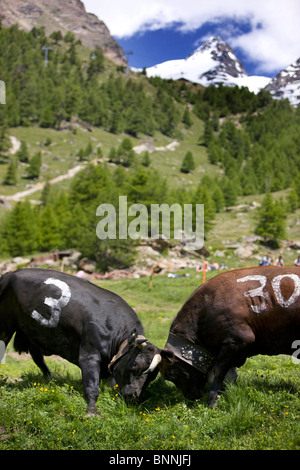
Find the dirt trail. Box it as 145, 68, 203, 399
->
0, 135, 88, 202
2, 164, 86, 202
1, 137, 179, 203
9, 136, 21, 154
133, 140, 179, 154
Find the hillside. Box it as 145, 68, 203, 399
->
0, 0, 125, 65
0, 24, 300, 275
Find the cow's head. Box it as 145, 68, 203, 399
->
109, 330, 161, 401
158, 349, 207, 400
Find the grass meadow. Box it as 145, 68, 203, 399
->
0, 270, 300, 451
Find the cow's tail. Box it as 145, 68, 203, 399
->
0, 272, 30, 354
0, 271, 13, 298
0, 271, 17, 346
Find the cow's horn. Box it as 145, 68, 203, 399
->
135, 335, 148, 347
143, 354, 162, 374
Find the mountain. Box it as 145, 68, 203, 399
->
146, 36, 270, 94
0, 0, 126, 66
265, 58, 300, 107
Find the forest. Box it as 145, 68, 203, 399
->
0, 23, 300, 269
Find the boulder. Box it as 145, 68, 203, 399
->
289, 241, 300, 250
78, 258, 96, 274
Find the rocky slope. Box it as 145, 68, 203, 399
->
0, 0, 126, 65
265, 57, 300, 107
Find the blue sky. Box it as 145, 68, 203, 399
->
83, 0, 300, 78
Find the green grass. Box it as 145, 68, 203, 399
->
1, 271, 300, 450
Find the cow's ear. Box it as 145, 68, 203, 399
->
128, 329, 138, 345
160, 349, 175, 364
128, 329, 148, 347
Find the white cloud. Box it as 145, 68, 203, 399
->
83, 0, 300, 73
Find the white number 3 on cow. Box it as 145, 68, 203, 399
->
31, 278, 71, 328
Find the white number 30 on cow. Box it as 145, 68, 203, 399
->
237, 274, 300, 314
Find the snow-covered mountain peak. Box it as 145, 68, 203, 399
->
185, 35, 246, 80
146, 35, 269, 94
189, 35, 224, 54
191, 35, 235, 58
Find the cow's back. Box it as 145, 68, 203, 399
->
172, 266, 300, 357
1, 268, 143, 364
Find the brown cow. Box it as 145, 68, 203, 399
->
156, 266, 300, 408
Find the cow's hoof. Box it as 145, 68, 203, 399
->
208, 400, 218, 409
207, 393, 221, 409
85, 406, 100, 418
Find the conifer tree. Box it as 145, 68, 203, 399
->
40, 180, 51, 206
50, 30, 63, 44
182, 108, 192, 128
3, 158, 17, 185
16, 140, 29, 163
87, 47, 105, 78
202, 120, 214, 147
255, 192, 286, 245
0, 125, 11, 155
2, 201, 40, 256
141, 151, 151, 167
27, 151, 41, 179
287, 188, 299, 212
192, 183, 216, 234
180, 151, 195, 173
39, 205, 60, 251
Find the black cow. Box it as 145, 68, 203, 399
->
156, 267, 300, 408
0, 268, 160, 415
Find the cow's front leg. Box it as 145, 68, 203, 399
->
79, 351, 101, 417
207, 345, 238, 408
207, 366, 227, 408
